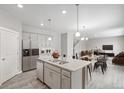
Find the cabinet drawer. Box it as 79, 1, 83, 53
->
62, 69, 71, 77
45, 63, 60, 73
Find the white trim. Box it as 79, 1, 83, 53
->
0, 27, 18, 34
16, 71, 22, 75
0, 70, 22, 86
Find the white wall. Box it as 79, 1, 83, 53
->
0, 8, 22, 72
67, 32, 73, 58
22, 25, 61, 52
85, 36, 124, 55
61, 33, 67, 56
75, 36, 124, 56
61, 32, 73, 58
74, 41, 86, 55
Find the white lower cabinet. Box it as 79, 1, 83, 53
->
37, 60, 43, 82
62, 75, 71, 89
37, 61, 87, 89
44, 67, 61, 89
43, 64, 71, 89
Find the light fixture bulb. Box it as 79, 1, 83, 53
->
81, 37, 85, 40
75, 32, 80, 37
85, 37, 88, 40
48, 37, 52, 41
62, 10, 67, 14
17, 4, 23, 8
40, 23, 44, 26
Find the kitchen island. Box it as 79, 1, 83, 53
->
36, 57, 91, 89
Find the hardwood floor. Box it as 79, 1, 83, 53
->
0, 70, 48, 89
87, 58, 124, 89
0, 58, 124, 89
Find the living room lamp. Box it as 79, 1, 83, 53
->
48, 18, 52, 41
75, 4, 80, 37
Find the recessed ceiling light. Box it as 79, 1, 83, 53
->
48, 37, 52, 41
17, 4, 23, 8
40, 23, 44, 26
62, 10, 67, 14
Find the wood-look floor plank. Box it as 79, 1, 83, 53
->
0, 58, 124, 89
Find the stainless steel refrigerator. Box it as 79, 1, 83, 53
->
22, 33, 39, 72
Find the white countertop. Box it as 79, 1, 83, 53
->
38, 57, 91, 72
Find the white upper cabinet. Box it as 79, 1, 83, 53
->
31, 41, 38, 49
22, 32, 52, 51
23, 40, 30, 49
31, 33, 38, 41
22, 33, 30, 49
22, 32, 39, 49
31, 33, 38, 49
22, 32, 30, 40
38, 35, 45, 48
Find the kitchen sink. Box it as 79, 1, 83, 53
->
59, 61, 69, 65
48, 59, 61, 62
47, 59, 69, 65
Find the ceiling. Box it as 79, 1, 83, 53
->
0, 4, 124, 38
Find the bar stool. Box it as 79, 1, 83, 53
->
87, 64, 92, 78
94, 61, 107, 74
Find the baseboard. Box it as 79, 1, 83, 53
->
0, 81, 2, 86
16, 70, 22, 75
0, 70, 22, 86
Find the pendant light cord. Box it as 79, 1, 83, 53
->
76, 4, 79, 32
48, 19, 51, 37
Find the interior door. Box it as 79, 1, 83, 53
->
0, 29, 19, 84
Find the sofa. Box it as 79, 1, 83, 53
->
112, 52, 124, 65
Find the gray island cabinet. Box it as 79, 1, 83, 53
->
36, 58, 91, 89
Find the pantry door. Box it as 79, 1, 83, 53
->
0, 28, 19, 84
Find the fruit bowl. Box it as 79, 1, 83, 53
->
52, 51, 60, 59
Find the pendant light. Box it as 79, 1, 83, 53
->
80, 25, 89, 41
81, 37, 85, 40
81, 36, 88, 41
48, 18, 52, 41
85, 37, 88, 40
75, 4, 80, 37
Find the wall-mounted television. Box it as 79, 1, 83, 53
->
102, 45, 113, 50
